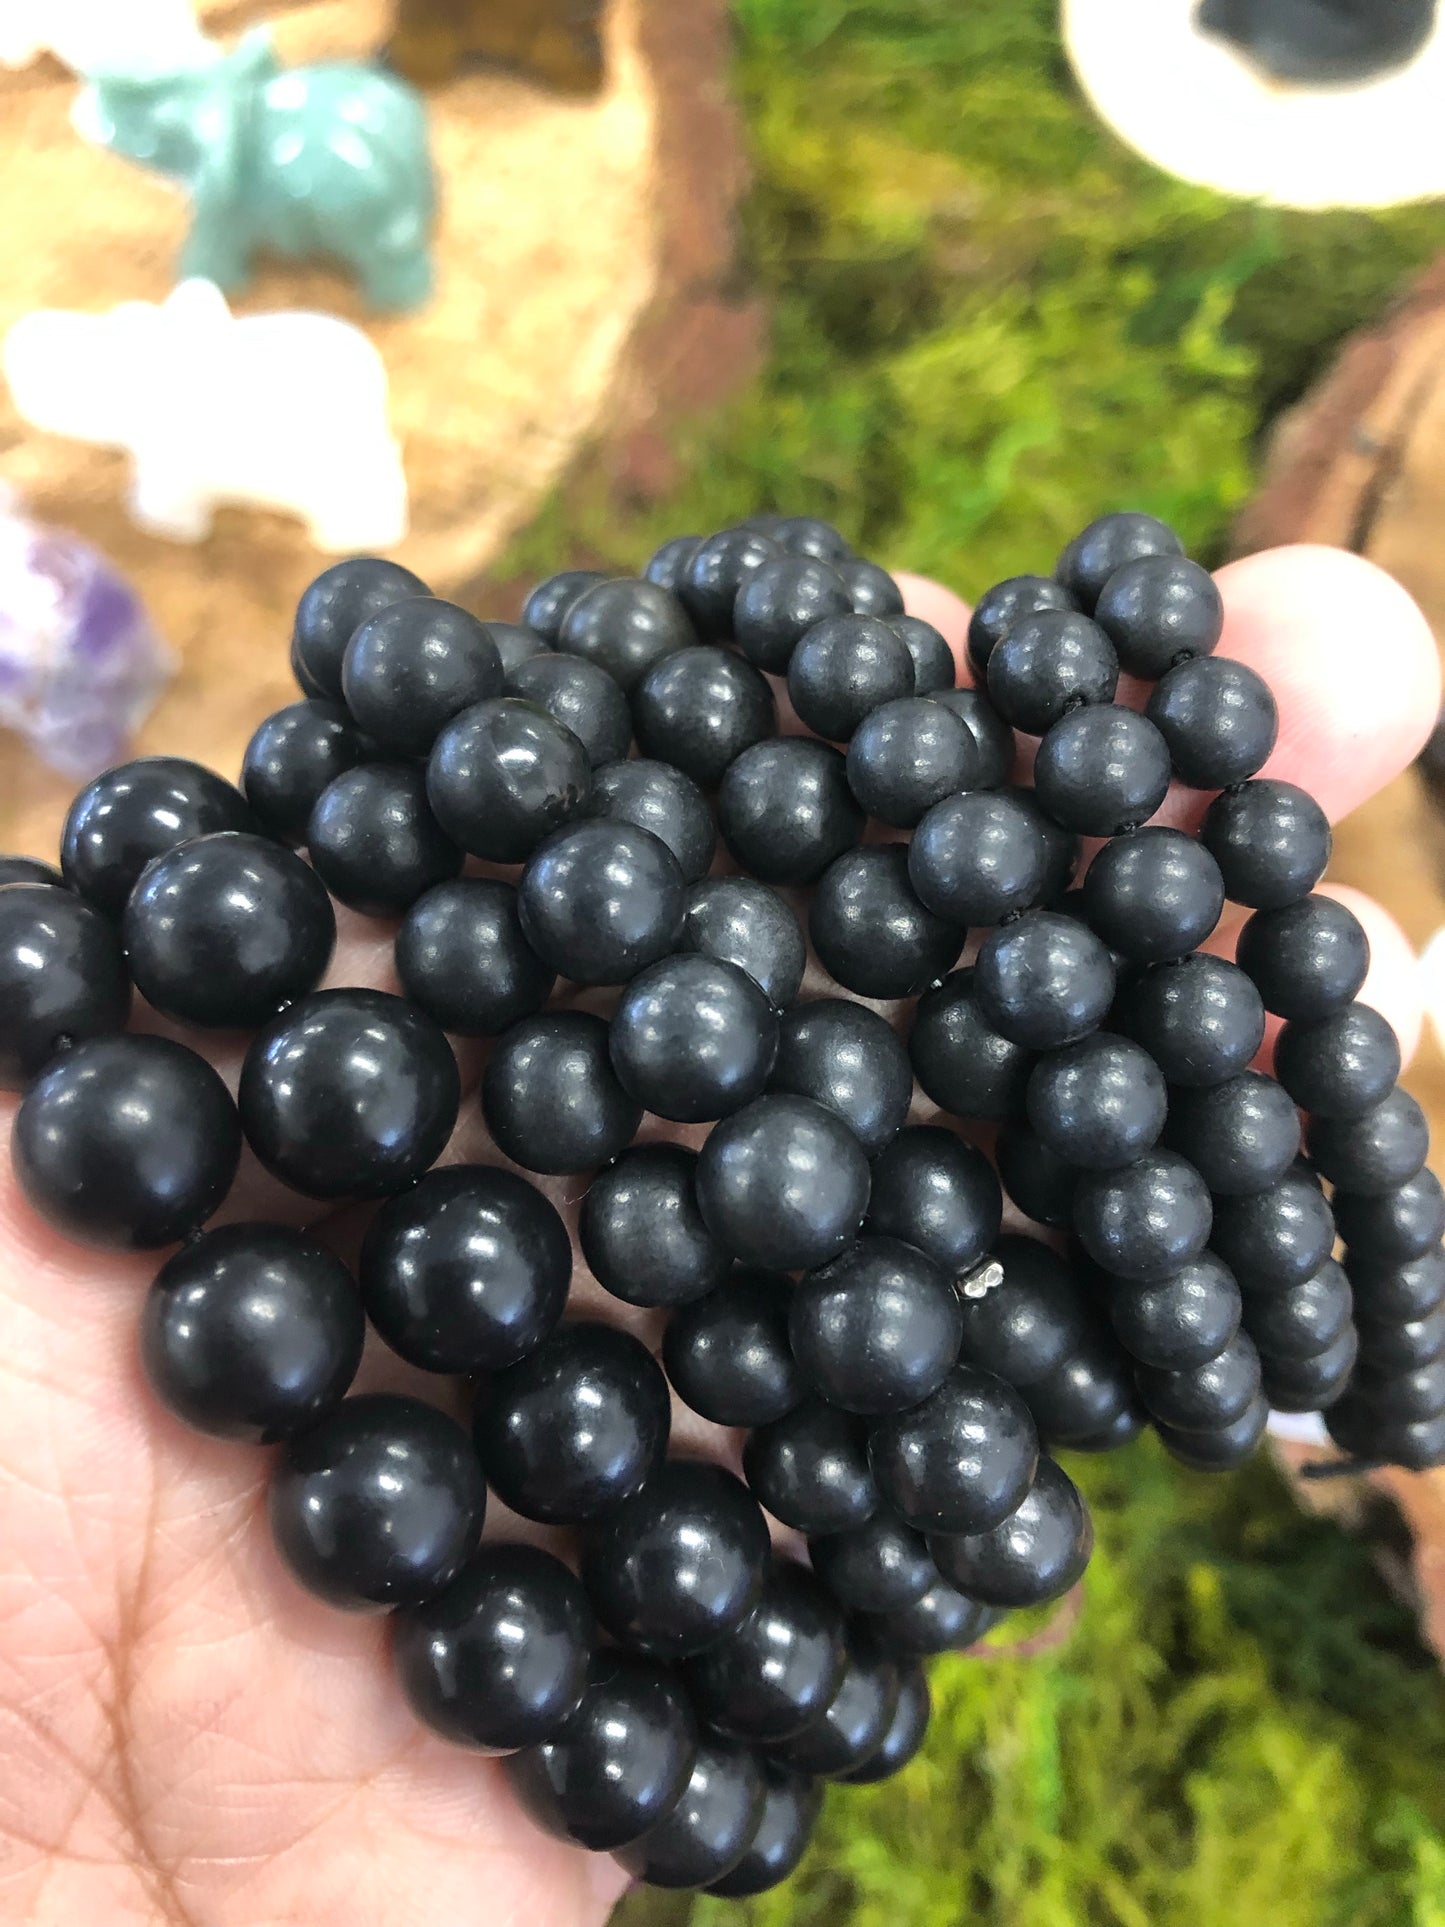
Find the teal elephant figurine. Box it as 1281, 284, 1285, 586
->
87, 31, 437, 311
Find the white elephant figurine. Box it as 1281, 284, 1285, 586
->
0, 0, 213, 74
2, 280, 409, 553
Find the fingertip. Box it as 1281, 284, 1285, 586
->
897, 572, 975, 687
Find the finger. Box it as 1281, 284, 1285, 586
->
897, 571, 974, 682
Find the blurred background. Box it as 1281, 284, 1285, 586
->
5, 1, 1445, 1920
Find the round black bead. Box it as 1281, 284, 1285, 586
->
241, 700, 373, 844
681, 528, 780, 639
1327, 1401, 1445, 1472
1070, 1402, 1149, 1453
1237, 894, 1370, 1023
865, 1125, 1003, 1275
504, 652, 632, 767
838, 1663, 931, 1785
769, 998, 912, 1157
1112, 953, 1265, 1088
742, 1398, 878, 1534
860, 1576, 993, 1656
1348, 1248, 1445, 1323
1260, 1327, 1358, 1412
845, 697, 978, 827
966, 574, 1077, 682
1082, 828, 1226, 964
1355, 1304, 1445, 1373
909, 969, 1033, 1121
1199, 780, 1331, 909
0, 856, 63, 888
590, 755, 716, 883
580, 1145, 730, 1308
1164, 1070, 1302, 1197
930, 1455, 1092, 1607
1074, 1151, 1214, 1281
868, 1366, 1038, 1534
141, 1222, 364, 1440
0, 883, 130, 1090
790, 1236, 962, 1416
808, 1506, 935, 1614
1209, 1165, 1335, 1292
837, 559, 905, 617
1026, 1033, 1168, 1171
291, 555, 428, 699
393, 1543, 593, 1754
340, 596, 502, 756
308, 763, 462, 917
395, 878, 555, 1036
1135, 1330, 1262, 1432
908, 790, 1047, 927
427, 698, 591, 862
15, 1034, 240, 1248
679, 877, 807, 1009
663, 1268, 804, 1427
954, 1235, 1091, 1385
810, 844, 961, 1000
1022, 1329, 1140, 1447
633, 645, 777, 787
61, 756, 256, 917
1307, 1087, 1429, 1195
1157, 1394, 1268, 1470
557, 577, 696, 691
974, 910, 1116, 1050
474, 1322, 669, 1524
1093, 553, 1223, 678
687, 1561, 846, 1743
611, 954, 779, 1122
1274, 1002, 1401, 1119
521, 569, 609, 643
772, 1628, 900, 1779
788, 613, 916, 741
645, 536, 703, 595
696, 1092, 871, 1269
1336, 1168, 1445, 1263
706, 1765, 822, 1898
995, 1123, 1080, 1229
268, 1392, 485, 1610
889, 614, 956, 694
1102, 1252, 1242, 1371
733, 555, 853, 673
482, 1010, 641, 1174
240, 990, 458, 1200
1146, 655, 1278, 789
518, 818, 684, 985
359, 1165, 569, 1373
1245, 1257, 1353, 1362
719, 737, 863, 885
986, 611, 1119, 735
1056, 511, 1184, 613
619, 1735, 767, 1892
770, 514, 851, 562
485, 621, 553, 678
930, 687, 1015, 789
1033, 705, 1172, 836
1015, 786, 1082, 899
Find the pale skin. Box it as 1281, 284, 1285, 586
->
0, 545, 1437, 1927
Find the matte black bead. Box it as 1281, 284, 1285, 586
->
908, 790, 1047, 927
482, 1010, 641, 1174
61, 756, 256, 917
1347, 1248, 1445, 1323
1308, 1087, 1429, 1195
241, 700, 373, 844
0, 883, 130, 1090
611, 954, 779, 1122
240, 990, 459, 1200
837, 558, 905, 618
521, 570, 609, 643
1164, 1071, 1302, 1198
504, 1652, 697, 1852
1082, 828, 1226, 964
681, 528, 780, 639
504, 651, 632, 767
743, 1398, 878, 1534
788, 613, 916, 741
845, 697, 978, 827
590, 755, 716, 883
954, 1242, 1089, 1396
770, 998, 912, 1157
680, 878, 806, 1010
771, 515, 852, 562
663, 1268, 804, 1427
1243, 1256, 1355, 1362
1056, 511, 1184, 613
706, 1765, 821, 1898
291, 555, 428, 699
485, 621, 553, 678
15, 1034, 240, 1248
427, 698, 591, 862
889, 614, 956, 693
868, 1366, 1038, 1534
1102, 1251, 1242, 1371
395, 878, 555, 1036
733, 555, 853, 673
619, 1735, 768, 1891
308, 762, 462, 917
1354, 1303, 1445, 1373
930, 1455, 1092, 1607
687, 1562, 846, 1743
996, 1122, 1080, 1229
393, 1543, 593, 1753
580, 1145, 730, 1308
474, 1322, 669, 1524
811, 844, 961, 1001
1033, 705, 1172, 836
772, 1627, 900, 1778
1015, 786, 1082, 899
974, 910, 1116, 1050
359, 1165, 569, 1373
1156, 1393, 1268, 1470
861, 1576, 993, 1655
909, 969, 1033, 1122
1069, 1402, 1149, 1453
518, 818, 684, 986
141, 1222, 364, 1440
340, 597, 502, 756
558, 577, 696, 691
808, 1506, 935, 1614
1145, 655, 1278, 789
645, 536, 704, 595
1200, 780, 1331, 909
1275, 1002, 1401, 1120
1112, 953, 1265, 1088
1135, 1330, 1262, 1431
1327, 1400, 1445, 1472
1022, 1329, 1140, 1447
696, 1093, 871, 1270
865, 1125, 1002, 1275
1237, 894, 1370, 1023
1336, 1168, 1445, 1262
1260, 1326, 1358, 1412
986, 611, 1119, 735
633, 645, 777, 787
1093, 553, 1223, 678
790, 1236, 962, 1416
1074, 1151, 1213, 1281
0, 855, 64, 887
1356, 1355, 1445, 1421
268, 1393, 485, 1610
929, 686, 1016, 788
966, 574, 1076, 682
1209, 1165, 1336, 1292
719, 737, 864, 885
1026, 1033, 1168, 1171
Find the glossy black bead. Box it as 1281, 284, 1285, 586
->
0, 855, 64, 888
788, 613, 916, 741
908, 790, 1047, 927
811, 844, 961, 1001
1237, 894, 1370, 1023
995, 1123, 1080, 1229
1307, 1087, 1429, 1194
772, 1628, 900, 1778
620, 1735, 768, 1891
1355, 1304, 1445, 1372
696, 1092, 871, 1270
1022, 1329, 1141, 1447
556, 577, 695, 691
974, 910, 1116, 1049
1209, 1165, 1335, 1292
611, 954, 779, 1122
845, 697, 978, 827
663, 1268, 803, 1426
268, 1393, 485, 1610
1093, 553, 1223, 678
966, 574, 1076, 682
889, 614, 956, 693
1145, 655, 1279, 789
838, 1663, 930, 1785
790, 1237, 962, 1416
14, 1034, 240, 1248
1164, 1070, 1302, 1197
1327, 1398, 1445, 1471
240, 989, 458, 1200
1348, 1248, 1445, 1323
359, 1165, 570, 1373
986, 610, 1119, 735
706, 1765, 821, 1898
0, 883, 130, 1089
1336, 1168, 1445, 1263
732, 555, 853, 673
581, 1145, 730, 1308
909, 969, 1033, 1121
61, 756, 256, 917
505, 1652, 697, 1852
307, 762, 462, 917
836, 558, 905, 617
395, 878, 554, 1036
1070, 1401, 1149, 1453
1082, 828, 1226, 964
340, 596, 502, 756
1200, 779, 1331, 909
770, 998, 912, 1157
393, 1543, 593, 1754
680, 878, 806, 1010
1113, 953, 1265, 1088
123, 832, 334, 1029
485, 620, 554, 678
504, 652, 632, 767
291, 555, 428, 698
1102, 1251, 1243, 1371
520, 568, 609, 644
687, 1561, 846, 1743
633, 646, 776, 787
1074, 1151, 1213, 1281
928, 686, 1016, 787
241, 699, 374, 844
868, 1365, 1038, 1534
645, 535, 704, 595
954, 1235, 1091, 1384
1245, 1257, 1354, 1362
518, 818, 684, 985
482, 1010, 641, 1174
719, 736, 863, 885
865, 1125, 1002, 1275
474, 1322, 669, 1524
1026, 1033, 1168, 1171
141, 1223, 364, 1440
1260, 1327, 1358, 1412
743, 1398, 878, 1534
428, 698, 592, 863
860, 1575, 993, 1656
590, 755, 716, 883
1033, 705, 1172, 836
1135, 1330, 1262, 1432
1056, 511, 1184, 613
1356, 1350, 1445, 1421
681, 528, 780, 639
930, 1456, 1092, 1608
770, 515, 851, 562
808, 1507, 935, 1615
1157, 1394, 1268, 1470
1274, 1002, 1401, 1119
